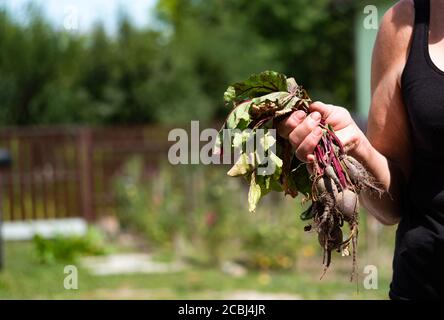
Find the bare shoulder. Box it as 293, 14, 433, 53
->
367, 1, 415, 173
378, 0, 414, 45
372, 0, 415, 80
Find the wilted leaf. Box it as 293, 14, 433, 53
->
228, 71, 288, 104
255, 131, 277, 165
251, 91, 290, 106
255, 172, 283, 198
300, 203, 315, 221
224, 86, 236, 105
269, 151, 283, 169
259, 131, 276, 150
227, 153, 252, 177
248, 173, 261, 212
286, 77, 299, 94
288, 157, 311, 195
226, 100, 252, 129
275, 95, 301, 116
232, 130, 253, 149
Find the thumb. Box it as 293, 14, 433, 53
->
308, 101, 334, 120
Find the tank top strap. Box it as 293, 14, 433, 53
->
414, 0, 430, 25
410, 0, 430, 58
402, 0, 431, 83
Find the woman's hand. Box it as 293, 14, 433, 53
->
277, 101, 369, 163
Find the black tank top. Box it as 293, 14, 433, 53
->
391, 0, 444, 299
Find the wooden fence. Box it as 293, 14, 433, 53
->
0, 126, 172, 221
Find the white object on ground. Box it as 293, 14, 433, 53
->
224, 290, 301, 300
81, 253, 184, 275
1, 218, 88, 241
220, 261, 247, 278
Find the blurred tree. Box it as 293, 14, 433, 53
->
104, 14, 161, 124
151, 0, 283, 123
0, 0, 382, 126
212, 0, 356, 106
0, 6, 62, 124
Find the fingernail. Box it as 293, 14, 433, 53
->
310, 112, 321, 121
294, 111, 306, 120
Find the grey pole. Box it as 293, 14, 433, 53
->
0, 149, 12, 271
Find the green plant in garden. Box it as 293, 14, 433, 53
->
114, 157, 187, 248
114, 157, 244, 263
33, 227, 108, 264
242, 206, 301, 271
113, 157, 305, 269
219, 71, 383, 278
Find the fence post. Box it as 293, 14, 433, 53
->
78, 128, 95, 222
0, 149, 12, 270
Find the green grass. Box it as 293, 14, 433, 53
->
0, 241, 392, 299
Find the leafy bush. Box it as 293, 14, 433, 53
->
242, 221, 300, 271
114, 156, 311, 269
114, 157, 186, 247
33, 227, 108, 264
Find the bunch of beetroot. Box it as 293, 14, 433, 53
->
218, 71, 382, 279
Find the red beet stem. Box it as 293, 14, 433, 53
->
331, 153, 347, 188
328, 130, 345, 155
315, 144, 327, 167
319, 123, 345, 155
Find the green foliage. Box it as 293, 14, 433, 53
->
0, 1, 374, 125
243, 220, 300, 271
224, 71, 288, 106
113, 157, 308, 269
32, 227, 108, 264
228, 0, 354, 106
113, 157, 186, 246
221, 71, 313, 212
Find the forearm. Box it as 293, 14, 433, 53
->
349, 135, 403, 225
